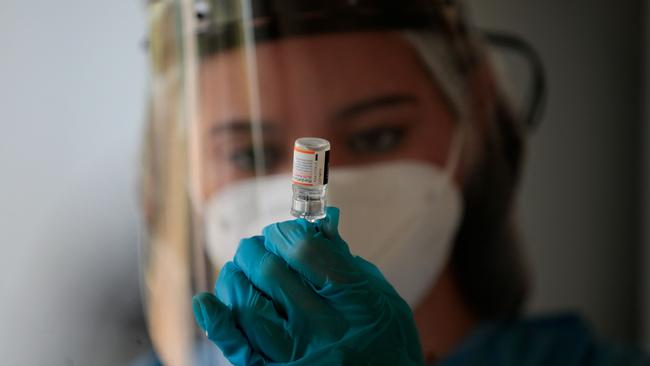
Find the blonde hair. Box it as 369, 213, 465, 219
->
402, 11, 529, 320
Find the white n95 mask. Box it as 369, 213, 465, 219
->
204, 158, 463, 309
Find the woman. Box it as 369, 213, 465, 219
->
140, 0, 649, 364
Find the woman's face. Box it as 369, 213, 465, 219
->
198, 31, 456, 200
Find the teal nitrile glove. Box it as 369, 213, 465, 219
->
192, 206, 424, 366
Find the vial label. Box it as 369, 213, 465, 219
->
292, 146, 329, 187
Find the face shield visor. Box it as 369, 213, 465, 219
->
139, 1, 544, 364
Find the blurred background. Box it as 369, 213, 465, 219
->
0, 0, 648, 365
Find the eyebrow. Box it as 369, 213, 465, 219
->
333, 94, 419, 121
209, 119, 276, 136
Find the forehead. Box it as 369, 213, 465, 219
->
198, 31, 433, 109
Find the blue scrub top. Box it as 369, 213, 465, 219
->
133, 314, 650, 365
440, 313, 650, 366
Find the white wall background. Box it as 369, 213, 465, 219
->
467, 0, 645, 344
0, 1, 149, 365
0, 1, 647, 365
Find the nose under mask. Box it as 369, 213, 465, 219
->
204, 160, 463, 309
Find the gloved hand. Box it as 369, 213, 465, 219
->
192, 207, 424, 365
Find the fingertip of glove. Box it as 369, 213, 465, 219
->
326, 206, 340, 218
192, 292, 213, 332
261, 221, 279, 237
193, 292, 229, 335
238, 235, 264, 246
219, 261, 242, 278
318, 206, 340, 238
214, 262, 243, 301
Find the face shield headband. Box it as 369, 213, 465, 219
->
193, 0, 453, 57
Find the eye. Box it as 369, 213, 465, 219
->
228, 144, 282, 172
347, 125, 407, 154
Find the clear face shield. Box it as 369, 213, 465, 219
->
140, 1, 545, 364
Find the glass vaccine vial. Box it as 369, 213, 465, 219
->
290, 137, 331, 222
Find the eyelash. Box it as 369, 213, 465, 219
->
228, 145, 282, 173
347, 125, 408, 154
